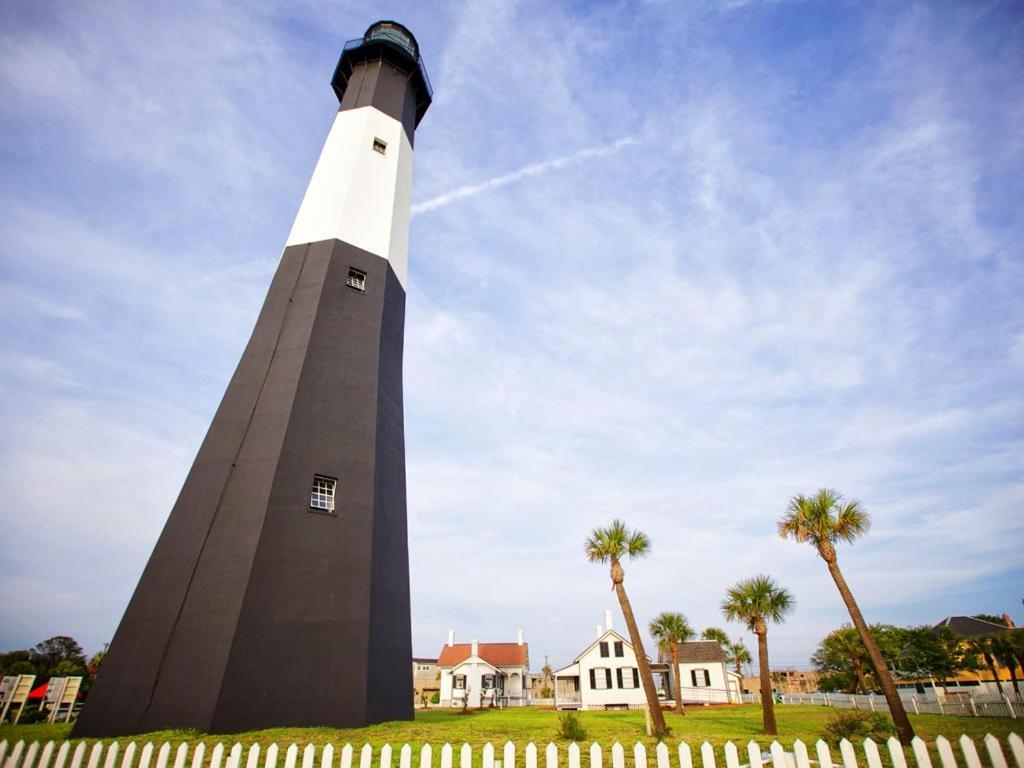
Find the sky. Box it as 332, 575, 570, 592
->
0, 0, 1022, 674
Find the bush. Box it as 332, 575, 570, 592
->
556, 711, 587, 742
430, 691, 440, 704
821, 710, 896, 744
15, 703, 46, 725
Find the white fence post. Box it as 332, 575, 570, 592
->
483, 745, 494, 768
792, 741, 810, 768
504, 743, 515, 768
545, 744, 557, 768
1006, 735, 1024, 768
816, 740, 834, 768
524, 744, 536, 768
959, 736, 982, 768
420, 744, 432, 768
745, 743, 762, 768
381, 745, 394, 768
1004, 696, 1017, 719
656, 743, 670, 768
460, 745, 471, 768
701, 743, 716, 768
723, 742, 740, 768
265, 745, 279, 768
678, 743, 693, 768
934, 737, 957, 768
769, 742, 787, 768
70, 742, 88, 768
610, 745, 624, 768
400, 745, 411, 768
911, 738, 933, 768
567, 743, 580, 768
863, 739, 883, 768
589, 744, 601, 768
837, 739, 857, 768
633, 745, 646, 768
982, 735, 1008, 768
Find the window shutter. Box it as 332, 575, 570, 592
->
691, 669, 697, 686
605, 668, 612, 689
616, 668, 623, 688
633, 667, 639, 688
589, 669, 596, 689
703, 670, 711, 687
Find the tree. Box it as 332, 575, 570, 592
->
721, 574, 794, 735
892, 626, 976, 692
0, 650, 34, 677
650, 612, 695, 715
87, 645, 109, 680
702, 627, 731, 651
779, 489, 914, 745
30, 636, 86, 676
730, 641, 752, 677
967, 634, 1006, 696
585, 519, 668, 737
812, 625, 872, 693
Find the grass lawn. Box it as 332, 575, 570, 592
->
1, 706, 1019, 757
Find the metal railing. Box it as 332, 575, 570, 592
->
741, 690, 1024, 718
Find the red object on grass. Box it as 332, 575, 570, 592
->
28, 683, 48, 699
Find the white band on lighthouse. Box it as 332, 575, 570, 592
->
286, 105, 414, 288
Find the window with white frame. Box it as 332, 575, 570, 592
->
620, 667, 638, 688
592, 668, 609, 689
614, 641, 624, 657
691, 668, 711, 687
347, 267, 367, 292
310, 475, 336, 512
599, 641, 609, 657
453, 675, 466, 690
481, 674, 495, 690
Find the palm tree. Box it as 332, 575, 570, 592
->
702, 627, 730, 648
584, 520, 668, 737
779, 488, 915, 745
992, 635, 1021, 696
721, 574, 794, 735
730, 640, 752, 677
650, 612, 695, 715
970, 635, 1006, 696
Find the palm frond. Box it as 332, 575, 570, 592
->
584, 519, 651, 563
720, 574, 795, 631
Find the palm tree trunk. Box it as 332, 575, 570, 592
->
851, 657, 868, 694
824, 557, 915, 745
1008, 662, 1019, 696
983, 653, 1005, 696
669, 643, 685, 715
613, 581, 668, 736
756, 628, 777, 735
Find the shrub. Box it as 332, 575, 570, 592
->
821, 710, 896, 744
556, 711, 587, 742
430, 691, 440, 704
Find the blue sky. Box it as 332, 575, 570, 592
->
1, 0, 1022, 673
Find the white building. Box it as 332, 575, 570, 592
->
553, 611, 742, 709
437, 630, 530, 708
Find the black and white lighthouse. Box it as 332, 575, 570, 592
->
73, 21, 431, 736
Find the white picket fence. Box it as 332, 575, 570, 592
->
0, 735, 1022, 768
743, 692, 1024, 719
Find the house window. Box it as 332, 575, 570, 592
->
599, 642, 609, 658
614, 642, 624, 657
482, 675, 495, 690
373, 137, 387, 154
590, 668, 610, 689
691, 669, 711, 687
620, 668, 637, 689
453, 675, 466, 690
310, 475, 336, 512
347, 267, 367, 292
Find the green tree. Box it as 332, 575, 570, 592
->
585, 520, 668, 737
650, 612, 695, 715
87, 645, 109, 680
967, 634, 1006, 696
812, 625, 872, 693
730, 641, 752, 676
702, 627, 731, 651
779, 489, 914, 744
30, 636, 86, 676
0, 650, 35, 677
892, 625, 976, 692
721, 574, 794, 735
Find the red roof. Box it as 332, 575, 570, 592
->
437, 642, 528, 668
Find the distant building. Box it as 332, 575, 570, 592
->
412, 658, 439, 705
437, 630, 530, 707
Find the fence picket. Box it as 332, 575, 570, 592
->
339, 745, 350, 768
678, 743, 693, 768
54, 743, 71, 768
745, 742, 762, 768
70, 742, 88, 768
140, 744, 156, 768
0, 740, 8, 768
24, 741, 42, 768
701, 743, 716, 768
175, 745, 189, 768
187, 743, 201, 768
7, 741, 25, 768
634, 745, 646, 768
38, 742, 56, 768
1006, 735, 1024, 768
461, 745, 472, 768
228, 745, 242, 768
246, 746, 260, 768
568, 743, 580, 768
381, 745, 393, 768
302, 746, 315, 768
524, 745, 536, 768
483, 745, 494, 768
265, 745, 279, 768
420, 745, 432, 768
359, 745, 372, 768
958, 737, 981, 768
611, 744, 624, 768
400, 744, 411, 768
982, 736, 1007, 768
545, 744, 557, 768
723, 742, 740, 768
504, 743, 515, 768
935, 738, 956, 768
589, 744, 601, 768
655, 744, 669, 768
442, 744, 454, 768
769, 742, 786, 768
211, 745, 226, 768
863, 739, 883, 768
837, 740, 857, 768
816, 740, 834, 768
883, 740, 905, 768
910, 739, 932, 768
792, 740, 810, 768
156, 744, 172, 768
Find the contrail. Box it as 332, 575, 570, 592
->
411, 136, 638, 216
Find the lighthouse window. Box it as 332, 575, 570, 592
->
372, 137, 387, 155
347, 267, 367, 292
310, 475, 336, 512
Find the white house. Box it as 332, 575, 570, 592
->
437, 630, 530, 708
553, 611, 742, 709
553, 610, 655, 710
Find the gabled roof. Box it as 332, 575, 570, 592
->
437, 643, 528, 668
676, 641, 728, 663
571, 629, 648, 664
412, 657, 438, 664
933, 616, 1015, 638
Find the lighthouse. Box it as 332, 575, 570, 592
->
73, 21, 432, 736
